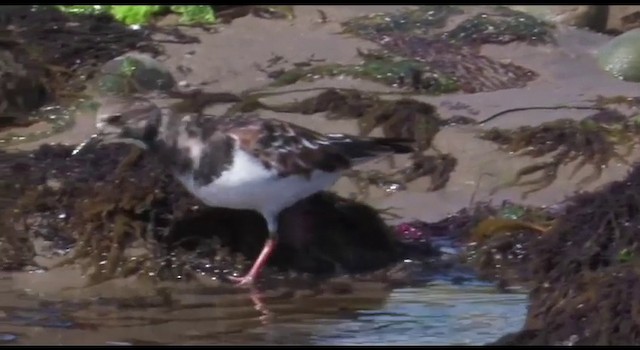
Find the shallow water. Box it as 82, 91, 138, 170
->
295, 283, 528, 346
0, 276, 527, 345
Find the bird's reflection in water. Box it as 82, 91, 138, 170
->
247, 287, 273, 325
174, 280, 393, 344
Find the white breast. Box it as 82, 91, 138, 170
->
176, 147, 341, 218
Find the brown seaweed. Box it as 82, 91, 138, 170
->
479, 110, 638, 198
470, 217, 549, 244
495, 265, 640, 345
346, 153, 457, 197
480, 154, 640, 345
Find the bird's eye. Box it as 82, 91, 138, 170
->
105, 114, 123, 124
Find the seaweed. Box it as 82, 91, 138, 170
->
440, 7, 555, 46
346, 153, 457, 197
460, 202, 554, 284
266, 41, 536, 94
527, 163, 640, 286
342, 6, 553, 46
329, 6, 548, 94
341, 6, 461, 42
495, 265, 640, 345
392, 200, 555, 285
492, 145, 640, 345
470, 217, 548, 244
253, 6, 550, 95
479, 109, 638, 198
56, 5, 217, 26
267, 57, 459, 94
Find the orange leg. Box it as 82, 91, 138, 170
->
228, 238, 278, 286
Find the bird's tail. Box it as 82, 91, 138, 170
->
366, 137, 415, 155
326, 134, 415, 163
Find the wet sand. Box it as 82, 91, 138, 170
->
2, 5, 639, 345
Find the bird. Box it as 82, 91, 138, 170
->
94, 96, 414, 286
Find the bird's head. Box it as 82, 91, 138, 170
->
95, 96, 163, 149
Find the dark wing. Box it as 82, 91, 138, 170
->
218, 115, 414, 178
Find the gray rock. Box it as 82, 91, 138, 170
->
597, 28, 640, 82
97, 53, 176, 97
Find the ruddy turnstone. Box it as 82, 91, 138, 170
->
94, 96, 414, 286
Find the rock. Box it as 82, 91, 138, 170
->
596, 28, 640, 82
96, 52, 176, 97
606, 5, 640, 33
508, 5, 608, 32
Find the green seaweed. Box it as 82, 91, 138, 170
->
618, 248, 634, 263
109, 5, 168, 25
169, 5, 216, 25
499, 204, 527, 220
56, 5, 216, 26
